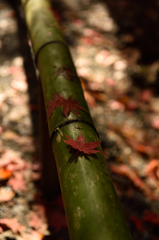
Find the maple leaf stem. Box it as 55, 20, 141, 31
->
68, 150, 79, 165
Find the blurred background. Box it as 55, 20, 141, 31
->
0, 0, 159, 239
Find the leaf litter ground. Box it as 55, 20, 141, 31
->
1, 0, 159, 240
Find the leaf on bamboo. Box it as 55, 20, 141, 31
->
52, 65, 77, 81
62, 95, 87, 119
47, 91, 64, 119
63, 132, 106, 165
47, 91, 87, 119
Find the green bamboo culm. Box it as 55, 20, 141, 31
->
21, 0, 133, 239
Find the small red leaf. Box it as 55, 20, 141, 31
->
63, 132, 106, 165
46, 91, 65, 119
62, 95, 87, 119
52, 65, 77, 81
47, 92, 87, 119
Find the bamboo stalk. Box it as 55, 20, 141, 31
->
21, 0, 133, 239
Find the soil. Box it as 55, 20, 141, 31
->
1, 0, 159, 240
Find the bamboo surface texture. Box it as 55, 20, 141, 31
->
21, 0, 133, 239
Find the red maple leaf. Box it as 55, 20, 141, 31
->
63, 132, 106, 165
62, 95, 87, 119
52, 65, 77, 81
47, 91, 65, 119
47, 92, 87, 119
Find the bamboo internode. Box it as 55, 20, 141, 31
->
21, 0, 133, 239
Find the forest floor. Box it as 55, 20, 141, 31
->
1, 0, 159, 239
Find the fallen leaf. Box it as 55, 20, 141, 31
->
31, 172, 41, 181
47, 91, 87, 119
126, 100, 139, 110
29, 212, 46, 231
63, 132, 106, 165
109, 163, 157, 200
2, 131, 35, 152
105, 78, 116, 86
0, 167, 12, 180
114, 60, 127, 71
143, 210, 159, 225
127, 139, 153, 155
80, 37, 93, 46
0, 126, 4, 134
0, 150, 27, 171
0, 187, 15, 202
150, 116, 159, 129
129, 215, 145, 233
29, 204, 47, 233
0, 218, 25, 233
95, 50, 110, 64
9, 66, 27, 92
140, 89, 152, 102
7, 173, 26, 191
144, 159, 159, 180
119, 125, 136, 138
118, 94, 139, 110
108, 100, 125, 111
81, 78, 106, 106
31, 162, 41, 171
83, 90, 97, 107
44, 197, 67, 231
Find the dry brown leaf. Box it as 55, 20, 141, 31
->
140, 89, 152, 102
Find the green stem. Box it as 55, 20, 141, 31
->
68, 150, 79, 165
